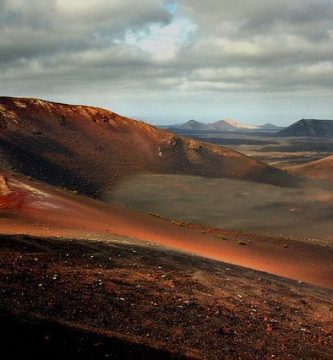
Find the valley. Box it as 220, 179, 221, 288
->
2, 1, 333, 358
105, 174, 333, 245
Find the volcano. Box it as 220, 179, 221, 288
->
0, 97, 299, 196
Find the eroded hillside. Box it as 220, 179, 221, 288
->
0, 97, 299, 196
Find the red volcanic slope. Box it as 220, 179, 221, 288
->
287, 155, 333, 183
1, 170, 332, 289
0, 175, 23, 209
0, 97, 299, 196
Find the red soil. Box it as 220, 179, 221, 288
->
1, 171, 332, 289
287, 155, 333, 183
1, 235, 332, 359
0, 175, 24, 209
0, 97, 300, 196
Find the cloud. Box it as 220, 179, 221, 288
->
0, 0, 332, 125
181, 0, 333, 39
0, 0, 176, 100
165, 0, 333, 107
122, 17, 196, 61
0, 0, 171, 61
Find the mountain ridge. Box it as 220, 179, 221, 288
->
278, 119, 333, 137
167, 119, 282, 132
0, 96, 300, 196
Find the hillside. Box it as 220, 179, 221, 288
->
287, 155, 333, 182
178, 119, 210, 131
260, 123, 282, 130
1, 234, 332, 359
208, 119, 239, 131
278, 119, 333, 137
0, 170, 333, 357
0, 97, 298, 196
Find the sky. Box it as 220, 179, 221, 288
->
1, 0, 333, 126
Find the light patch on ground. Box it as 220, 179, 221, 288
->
0, 106, 18, 123
8, 178, 61, 210
0, 176, 12, 196
10, 179, 53, 199
13, 100, 27, 109
28, 201, 62, 210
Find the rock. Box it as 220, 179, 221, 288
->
0, 176, 12, 196
58, 116, 66, 126
218, 327, 235, 336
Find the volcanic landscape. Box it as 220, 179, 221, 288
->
1, 97, 332, 359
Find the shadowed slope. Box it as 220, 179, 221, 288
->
278, 119, 333, 137
0, 97, 299, 196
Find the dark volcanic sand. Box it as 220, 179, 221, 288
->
0, 235, 332, 359
106, 174, 333, 246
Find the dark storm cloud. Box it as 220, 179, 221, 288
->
0, 0, 176, 103
0, 0, 171, 62
181, 0, 333, 39
0, 0, 332, 124
177, 0, 333, 93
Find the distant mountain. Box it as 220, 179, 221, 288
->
178, 120, 210, 131
166, 119, 281, 132
278, 119, 333, 137
208, 120, 237, 131
222, 119, 259, 130
259, 123, 282, 130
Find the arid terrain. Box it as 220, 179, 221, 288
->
1, 98, 333, 359
2, 0, 333, 358
0, 97, 298, 197
1, 234, 332, 359
171, 130, 333, 168
287, 155, 333, 183
106, 173, 333, 244
2, 170, 332, 287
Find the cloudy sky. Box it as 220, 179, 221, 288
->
1, 0, 333, 125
